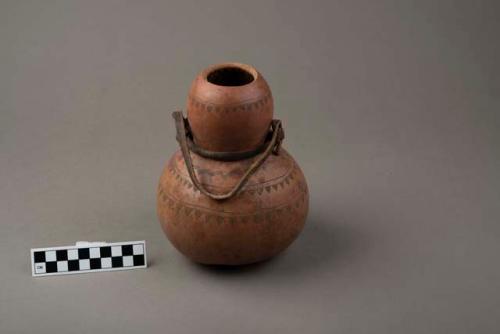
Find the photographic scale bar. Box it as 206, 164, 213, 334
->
31, 240, 147, 277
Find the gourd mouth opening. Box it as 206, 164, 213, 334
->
206, 66, 255, 86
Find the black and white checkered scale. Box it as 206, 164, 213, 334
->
32, 242, 146, 276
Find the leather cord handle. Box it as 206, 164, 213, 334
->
186, 135, 269, 161
172, 111, 284, 201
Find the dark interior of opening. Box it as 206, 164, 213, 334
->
207, 67, 254, 86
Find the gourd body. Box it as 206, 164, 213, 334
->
157, 62, 308, 265
157, 149, 308, 265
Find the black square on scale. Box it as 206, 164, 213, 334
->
133, 255, 145, 266
78, 248, 90, 259
56, 250, 67, 261
34, 251, 45, 263
112, 257, 123, 268
90, 258, 101, 270
100, 246, 111, 258
122, 245, 133, 256
68, 260, 79, 271
46, 262, 57, 273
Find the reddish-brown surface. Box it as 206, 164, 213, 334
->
157, 63, 308, 265
158, 149, 308, 265
186, 62, 273, 153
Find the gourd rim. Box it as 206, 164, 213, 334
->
203, 62, 259, 87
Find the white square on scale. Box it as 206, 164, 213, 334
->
123, 256, 133, 267
67, 249, 78, 260
45, 250, 56, 262
101, 258, 112, 268
57, 261, 68, 272
79, 259, 90, 270
111, 246, 122, 257
133, 244, 144, 255
34, 263, 46, 274
89, 248, 100, 258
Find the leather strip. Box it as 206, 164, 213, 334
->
172, 111, 284, 201
186, 137, 268, 162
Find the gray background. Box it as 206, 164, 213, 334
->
1, 0, 499, 333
